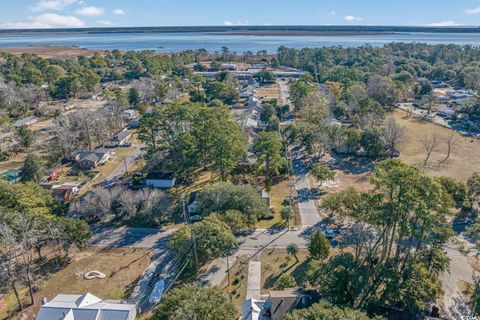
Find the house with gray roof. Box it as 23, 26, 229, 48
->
78, 148, 112, 170
36, 292, 136, 320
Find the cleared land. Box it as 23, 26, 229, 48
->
255, 83, 281, 101
1, 247, 150, 320
394, 109, 480, 181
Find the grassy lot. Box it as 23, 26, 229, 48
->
257, 179, 293, 229
220, 255, 250, 312
173, 170, 218, 195
261, 248, 309, 294
36, 247, 150, 300
255, 83, 281, 101
394, 109, 480, 182
0, 289, 29, 320
1, 247, 150, 320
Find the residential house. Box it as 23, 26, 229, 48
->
242, 299, 270, 320
241, 289, 314, 320
41, 183, 80, 202
220, 63, 237, 71
430, 80, 448, 88
269, 289, 314, 320
105, 130, 132, 148
251, 63, 268, 69
128, 118, 140, 129
78, 148, 112, 170
36, 293, 136, 320
437, 106, 456, 118
123, 109, 136, 120
247, 96, 262, 109
13, 116, 39, 128
273, 71, 306, 78
146, 172, 177, 188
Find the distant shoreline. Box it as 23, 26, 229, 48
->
0, 45, 100, 58
1, 25, 480, 35
212, 31, 395, 36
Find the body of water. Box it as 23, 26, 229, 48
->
1, 32, 480, 53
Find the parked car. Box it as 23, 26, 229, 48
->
323, 228, 339, 239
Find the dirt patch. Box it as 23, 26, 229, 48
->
394, 109, 480, 182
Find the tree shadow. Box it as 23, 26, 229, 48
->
328, 153, 375, 175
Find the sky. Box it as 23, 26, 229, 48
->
1, 0, 480, 29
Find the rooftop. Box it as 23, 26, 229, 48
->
36, 293, 136, 320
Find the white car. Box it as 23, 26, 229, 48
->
148, 280, 165, 304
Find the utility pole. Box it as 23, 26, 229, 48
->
182, 194, 199, 270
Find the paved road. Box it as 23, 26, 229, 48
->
293, 159, 323, 227
204, 228, 314, 286
103, 143, 144, 185
279, 80, 290, 107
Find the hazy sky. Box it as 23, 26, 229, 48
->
1, 0, 480, 29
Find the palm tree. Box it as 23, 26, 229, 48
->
287, 243, 299, 263
281, 206, 294, 229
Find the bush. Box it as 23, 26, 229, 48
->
309, 230, 330, 260
214, 210, 255, 232
196, 182, 269, 220
275, 273, 297, 290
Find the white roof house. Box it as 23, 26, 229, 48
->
242, 298, 268, 320
36, 293, 136, 320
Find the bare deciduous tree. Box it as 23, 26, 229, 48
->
0, 223, 24, 310
439, 134, 457, 165
422, 134, 440, 167
385, 117, 407, 158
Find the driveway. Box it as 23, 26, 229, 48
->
441, 239, 477, 319
103, 143, 144, 184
